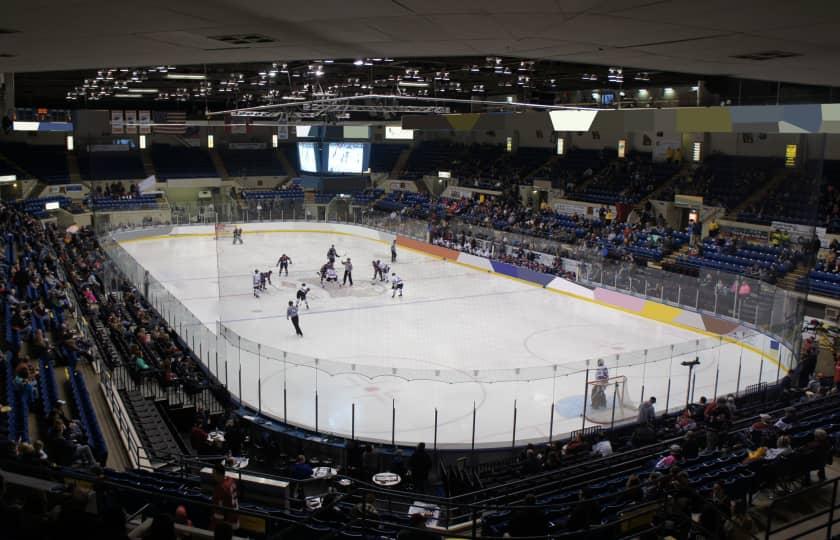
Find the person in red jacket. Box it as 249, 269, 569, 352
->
211, 463, 239, 530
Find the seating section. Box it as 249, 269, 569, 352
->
241, 184, 304, 201
675, 155, 779, 210
77, 151, 146, 180
352, 188, 384, 205
218, 148, 284, 177
819, 160, 840, 233
4, 350, 28, 442
569, 154, 680, 205
14, 196, 72, 219
400, 142, 554, 186
0, 142, 69, 183
676, 239, 798, 282
369, 143, 407, 173
68, 369, 108, 462
150, 144, 216, 179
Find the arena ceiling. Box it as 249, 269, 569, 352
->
5, 0, 840, 111
3, 0, 839, 83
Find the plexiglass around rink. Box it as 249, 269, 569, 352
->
98, 217, 798, 449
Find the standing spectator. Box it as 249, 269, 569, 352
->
638, 396, 656, 424
408, 442, 432, 493
211, 463, 239, 531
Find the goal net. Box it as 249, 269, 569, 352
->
585, 375, 637, 425
214, 223, 234, 240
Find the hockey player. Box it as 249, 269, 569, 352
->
252, 270, 261, 298
276, 254, 292, 276
380, 263, 391, 282
341, 258, 353, 287
259, 270, 272, 290
327, 244, 338, 263
296, 283, 310, 309
591, 358, 610, 410
233, 227, 244, 245
319, 262, 331, 286
372, 260, 382, 282
325, 265, 338, 284
391, 273, 403, 298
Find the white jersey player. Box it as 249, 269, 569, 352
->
296, 283, 310, 309
252, 269, 261, 298
390, 273, 403, 298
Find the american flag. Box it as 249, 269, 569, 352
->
153, 111, 187, 134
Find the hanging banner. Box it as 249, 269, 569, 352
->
771, 220, 816, 243
277, 125, 289, 140
110, 110, 124, 134
138, 110, 151, 134
124, 110, 137, 134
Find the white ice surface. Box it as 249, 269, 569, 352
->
120, 230, 772, 447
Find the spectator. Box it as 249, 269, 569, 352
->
622, 474, 643, 503
190, 421, 208, 454
362, 444, 378, 476
567, 487, 599, 530
409, 442, 432, 493
802, 429, 832, 483
211, 463, 239, 531
638, 396, 656, 424
312, 493, 346, 523
290, 455, 313, 479
681, 430, 699, 460
590, 433, 613, 458
352, 493, 379, 520
508, 494, 549, 537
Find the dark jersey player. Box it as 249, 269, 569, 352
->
276, 254, 292, 276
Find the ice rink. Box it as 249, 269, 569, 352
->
119, 225, 775, 448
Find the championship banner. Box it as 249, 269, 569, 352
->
138, 110, 151, 134
124, 110, 137, 134
110, 110, 124, 134
138, 175, 157, 194
277, 125, 289, 140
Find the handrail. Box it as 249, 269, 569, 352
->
763, 475, 840, 540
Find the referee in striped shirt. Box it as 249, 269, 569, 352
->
287, 301, 303, 337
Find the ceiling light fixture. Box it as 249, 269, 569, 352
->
165, 73, 206, 80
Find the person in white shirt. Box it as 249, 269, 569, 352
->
252, 270, 261, 298
391, 273, 403, 298
591, 434, 613, 457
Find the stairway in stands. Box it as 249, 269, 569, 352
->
777, 262, 810, 291
660, 244, 692, 268
66, 151, 83, 183
390, 146, 413, 178
140, 149, 156, 177
729, 168, 789, 217
208, 148, 229, 179
276, 148, 296, 176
